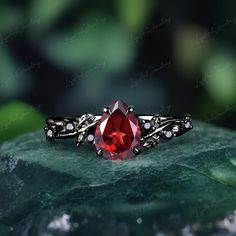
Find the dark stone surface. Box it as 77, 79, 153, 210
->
0, 121, 236, 235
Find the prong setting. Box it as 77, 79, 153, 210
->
126, 106, 135, 114
132, 147, 141, 155
102, 107, 111, 114
97, 149, 103, 157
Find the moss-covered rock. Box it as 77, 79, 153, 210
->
0, 121, 236, 235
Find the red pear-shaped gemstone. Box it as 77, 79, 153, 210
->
95, 100, 141, 160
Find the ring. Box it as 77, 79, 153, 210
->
44, 100, 193, 160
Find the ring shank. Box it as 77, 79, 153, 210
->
45, 113, 192, 147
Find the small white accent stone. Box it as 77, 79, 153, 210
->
165, 131, 173, 138
172, 125, 179, 132
47, 129, 53, 137
185, 121, 191, 129
144, 122, 151, 130
66, 123, 74, 131
87, 134, 94, 142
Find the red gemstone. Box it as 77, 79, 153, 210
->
95, 100, 141, 160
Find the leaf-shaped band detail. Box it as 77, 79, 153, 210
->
44, 114, 193, 148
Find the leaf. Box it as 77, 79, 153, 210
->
30, 0, 76, 32
0, 4, 23, 33
0, 46, 32, 100
116, 0, 154, 32
42, 17, 135, 72
0, 121, 236, 235
174, 24, 211, 76
202, 49, 236, 106
0, 101, 45, 142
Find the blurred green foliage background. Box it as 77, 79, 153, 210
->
0, 0, 235, 143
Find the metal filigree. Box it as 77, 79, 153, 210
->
45, 114, 192, 147
44, 102, 193, 158
138, 114, 193, 148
